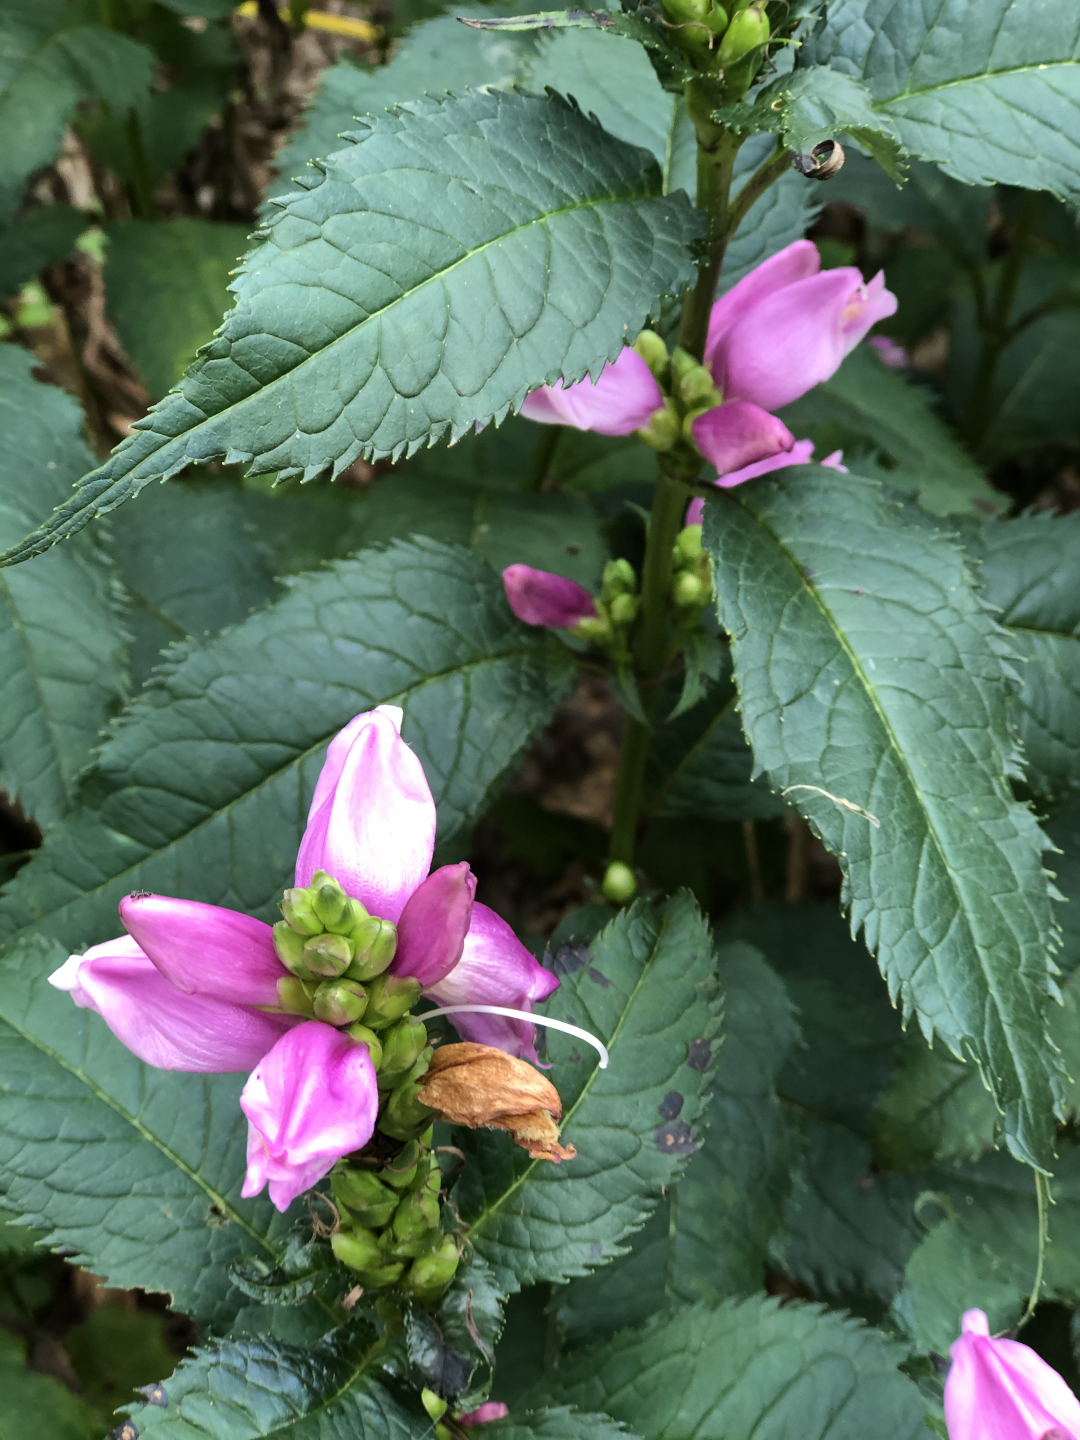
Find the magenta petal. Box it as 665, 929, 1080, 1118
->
705, 239, 821, 376
717, 267, 898, 411
502, 565, 597, 629
240, 1021, 378, 1211
425, 902, 559, 1062
296, 708, 436, 923
716, 435, 816, 489
119, 894, 286, 1008
841, 270, 899, 355
691, 401, 795, 475
460, 1404, 510, 1426
48, 939, 295, 1072
685, 497, 705, 526
821, 449, 848, 472
394, 862, 477, 987
520, 350, 663, 436
944, 1309, 1080, 1439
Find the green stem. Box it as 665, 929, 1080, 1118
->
677, 91, 744, 360
527, 424, 562, 492
1018, 1170, 1049, 1330
965, 190, 1040, 446
124, 109, 159, 220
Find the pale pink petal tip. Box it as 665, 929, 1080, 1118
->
394, 862, 477, 987
521, 349, 663, 436
685, 498, 705, 526
503, 565, 597, 630
691, 401, 795, 477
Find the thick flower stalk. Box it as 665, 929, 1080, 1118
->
944, 1309, 1080, 1439
51, 706, 568, 1300
518, 240, 895, 478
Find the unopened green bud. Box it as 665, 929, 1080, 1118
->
303, 931, 353, 978
405, 1234, 460, 1300
345, 1022, 384, 1070
678, 363, 719, 408
676, 525, 704, 564
345, 917, 398, 982
378, 1016, 429, 1086
363, 974, 423, 1030
422, 1390, 449, 1424
390, 1181, 441, 1254
633, 328, 668, 376
382, 1138, 422, 1190
636, 400, 681, 452
718, 2, 768, 67
330, 1225, 383, 1272
602, 861, 638, 904
332, 1166, 399, 1227
662, 0, 709, 24
602, 558, 637, 598
705, 1, 729, 34
673, 571, 706, 608
312, 879, 350, 932
669, 347, 699, 383
313, 977, 368, 1026
573, 612, 614, 647
280, 887, 323, 936
608, 592, 638, 627
380, 1077, 436, 1141
272, 920, 311, 977
277, 976, 317, 1016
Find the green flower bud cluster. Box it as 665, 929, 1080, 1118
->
573, 558, 640, 663
671, 523, 713, 610
660, 0, 770, 85
633, 333, 725, 461
329, 1131, 460, 1303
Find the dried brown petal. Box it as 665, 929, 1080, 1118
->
417, 1042, 576, 1163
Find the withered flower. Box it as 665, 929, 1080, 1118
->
417, 1042, 576, 1163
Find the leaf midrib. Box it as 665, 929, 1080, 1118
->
0, 573, 70, 811
4, 639, 564, 942
114, 167, 662, 474
879, 56, 1080, 108
467, 906, 676, 1240
729, 490, 1026, 1080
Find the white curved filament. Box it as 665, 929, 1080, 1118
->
421, 1004, 610, 1070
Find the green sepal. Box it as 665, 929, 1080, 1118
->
331, 1225, 383, 1273
382, 1137, 423, 1190
313, 978, 368, 1026
346, 917, 399, 981
405, 1235, 461, 1300
277, 976, 317, 1017
272, 919, 311, 977
332, 1167, 400, 1229
303, 932, 353, 978
346, 1022, 384, 1070
378, 1016, 430, 1087
364, 974, 423, 1029
280, 886, 323, 936
313, 880, 352, 933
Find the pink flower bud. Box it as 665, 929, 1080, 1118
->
118, 894, 287, 1007
425, 902, 559, 1063
502, 565, 598, 629
520, 348, 663, 435
295, 706, 436, 924
394, 862, 476, 987
869, 334, 911, 369
690, 400, 795, 475
240, 1021, 379, 1211
684, 438, 850, 527
48, 938, 296, 1072
705, 239, 897, 411
460, 1402, 510, 1425
944, 1309, 1080, 1440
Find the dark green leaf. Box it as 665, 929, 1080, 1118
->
704, 469, 1064, 1169
802, 0, 1080, 197
0, 1328, 99, 1440
0, 206, 86, 300
458, 893, 721, 1293
778, 345, 1003, 518
963, 307, 1080, 464
484, 1409, 636, 1440
4, 89, 702, 565
0, 937, 296, 1328
0, 347, 128, 826
1047, 799, 1080, 974
124, 1321, 427, 1437
966, 512, 1080, 799
64, 1305, 176, 1426
405, 1256, 504, 1408
873, 1037, 998, 1171
548, 1295, 932, 1439
557, 944, 798, 1339
105, 220, 250, 401
0, 540, 574, 949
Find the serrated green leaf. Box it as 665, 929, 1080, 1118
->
961, 306, 1080, 464
0, 539, 574, 949
801, 0, 1080, 198
966, 512, 1080, 799
703, 469, 1064, 1169
645, 652, 787, 822
557, 944, 798, 1339
485, 1409, 636, 1440
123, 1320, 427, 1437
0, 936, 297, 1328
0, 206, 86, 301
0, 1328, 100, 1440
105, 219, 250, 401
457, 893, 721, 1293
0, 0, 154, 223
547, 1295, 932, 1439
777, 345, 1003, 518
873, 1037, 998, 1171
0, 347, 128, 826
272, 12, 541, 195
405, 1256, 504, 1409
893, 1213, 1024, 1354
2, 89, 703, 566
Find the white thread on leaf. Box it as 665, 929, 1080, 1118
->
421, 1005, 610, 1069
781, 784, 881, 828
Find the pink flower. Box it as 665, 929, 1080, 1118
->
690, 401, 795, 476
869, 334, 910, 370
684, 440, 848, 523
705, 239, 897, 411
460, 1403, 510, 1426
502, 564, 597, 629
240, 1021, 378, 1211
48, 936, 295, 1072
944, 1308, 1080, 1440
520, 348, 662, 435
